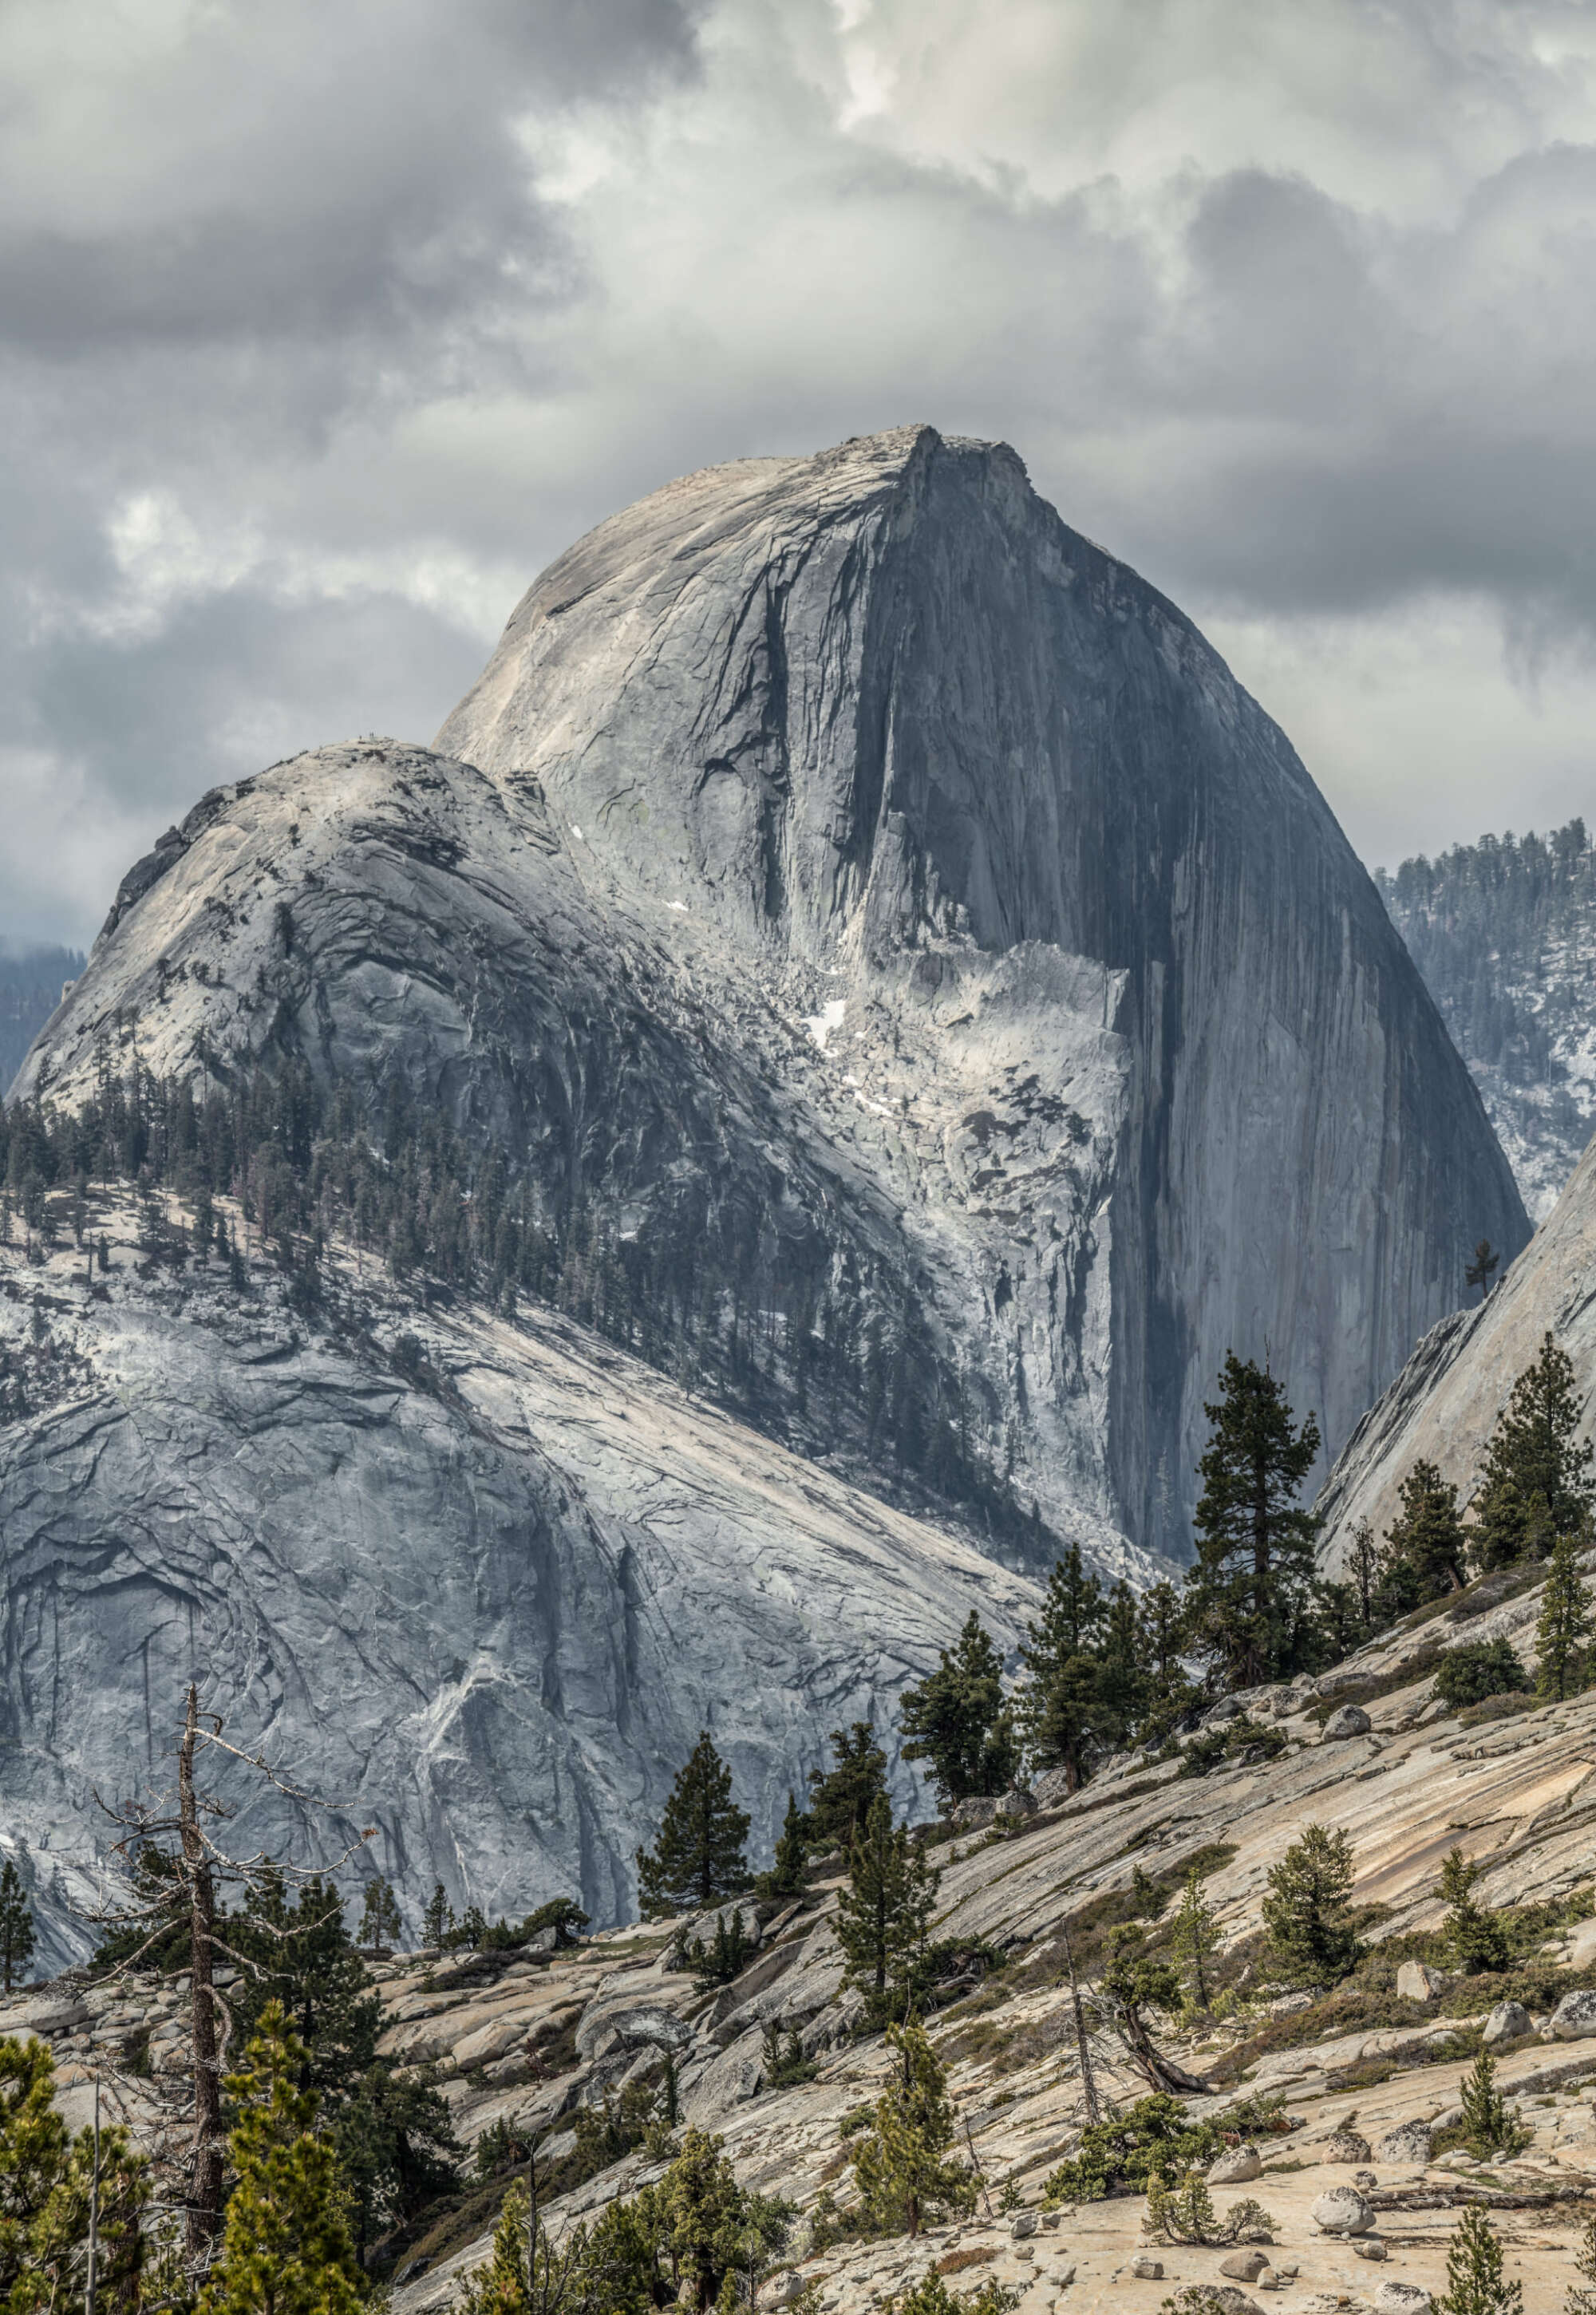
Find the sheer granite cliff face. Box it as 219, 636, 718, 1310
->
18, 425, 1524, 1570
440, 424, 1528, 1539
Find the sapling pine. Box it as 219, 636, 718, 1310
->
1458, 2048, 1531, 2158
1437, 2205, 1523, 2315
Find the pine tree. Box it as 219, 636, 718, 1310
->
0, 2033, 150, 2307
196, 2002, 365, 2315
1434, 1638, 1531, 1709
832, 1794, 940, 2024
1170, 1867, 1223, 2011
232, 1871, 381, 2110
1346, 1519, 1381, 1630
900, 1613, 1018, 1810
1023, 1546, 1107, 1669
335, 2062, 460, 2270
1458, 2048, 1531, 2159
1465, 1241, 1502, 1303
1381, 1461, 1469, 1605
805, 1723, 889, 1851
0, 1861, 34, 1994
1100, 1929, 1185, 2089
1474, 1334, 1595, 1570
1136, 1581, 1186, 1685
422, 1882, 454, 1949
762, 1794, 810, 1898
1439, 1847, 1509, 1974
1144, 2166, 1223, 2245
636, 1733, 751, 1918
520, 1897, 590, 1950
358, 1876, 403, 1956
1183, 1356, 1322, 1691
1022, 1649, 1111, 1793
662, 2127, 789, 2312
452, 2182, 544, 2315
1536, 1523, 1594, 1701
1261, 1824, 1361, 1987
851, 2021, 976, 2238
1096, 1582, 1148, 1750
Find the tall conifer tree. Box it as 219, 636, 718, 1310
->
850, 2022, 974, 2238
1262, 1824, 1360, 1986
1017, 1550, 1112, 1789
832, 1795, 940, 2024
899, 1615, 1017, 1809
1183, 1355, 1321, 1690
1536, 1523, 1594, 1701
1438, 2206, 1522, 2315
196, 2004, 364, 2315
805, 1723, 889, 1851
1170, 1867, 1223, 2012
1474, 1333, 1595, 1570
1381, 1460, 1468, 1606
636, 1734, 751, 1918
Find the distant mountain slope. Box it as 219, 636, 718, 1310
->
0, 946, 83, 1092
1377, 821, 1596, 1220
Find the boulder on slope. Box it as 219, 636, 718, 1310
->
1551, 1990, 1596, 2040
1311, 2187, 1375, 2235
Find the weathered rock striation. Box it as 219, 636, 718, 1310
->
16, 425, 1525, 1565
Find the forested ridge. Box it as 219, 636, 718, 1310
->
1378, 818, 1596, 1217
0, 1043, 1056, 1566
0, 943, 84, 1090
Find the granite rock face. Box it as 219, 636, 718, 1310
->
17, 426, 1524, 1565
0, 1199, 1038, 1965
1317, 1104, 1596, 1565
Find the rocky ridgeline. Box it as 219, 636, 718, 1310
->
13, 1563, 1596, 2312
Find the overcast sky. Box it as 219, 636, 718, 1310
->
5, 0, 1596, 948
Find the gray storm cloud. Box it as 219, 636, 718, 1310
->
3, 0, 1596, 942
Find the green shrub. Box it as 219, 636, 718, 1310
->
1179, 1719, 1288, 1779
895, 2277, 1021, 2315
1144, 2171, 1275, 2245
1434, 1641, 1530, 1711
1041, 2095, 1221, 2203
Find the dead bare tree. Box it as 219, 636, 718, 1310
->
1061, 1923, 1102, 2126
86, 1682, 374, 2268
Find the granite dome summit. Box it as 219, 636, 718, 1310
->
3, 425, 1527, 1929
20, 424, 1524, 1565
